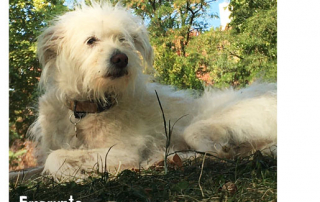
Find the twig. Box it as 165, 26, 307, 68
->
14, 171, 20, 188
198, 152, 207, 197
155, 90, 168, 139
53, 158, 68, 182
72, 164, 84, 180
115, 161, 122, 176
155, 90, 187, 174
165, 120, 171, 174
262, 188, 274, 199
104, 144, 116, 173
96, 153, 99, 172
155, 90, 169, 174
171, 114, 189, 131
91, 162, 98, 172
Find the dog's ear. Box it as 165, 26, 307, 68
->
37, 25, 64, 68
133, 28, 154, 73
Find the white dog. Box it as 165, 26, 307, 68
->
29, 2, 277, 180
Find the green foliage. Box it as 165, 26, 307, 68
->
171, 0, 277, 88
122, 0, 277, 89
9, 149, 27, 168
119, 0, 217, 89
229, 0, 277, 34
227, 0, 277, 87
235, 6, 277, 82
9, 0, 68, 145
154, 44, 204, 89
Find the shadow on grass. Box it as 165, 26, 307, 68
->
9, 151, 276, 202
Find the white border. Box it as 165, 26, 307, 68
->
278, 0, 320, 200
2, 0, 9, 200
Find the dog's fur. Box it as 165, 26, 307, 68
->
29, 2, 277, 180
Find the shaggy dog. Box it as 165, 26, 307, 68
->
29, 2, 277, 180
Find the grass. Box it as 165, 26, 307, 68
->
9, 151, 277, 202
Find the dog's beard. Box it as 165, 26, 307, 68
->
105, 68, 129, 79
87, 70, 133, 101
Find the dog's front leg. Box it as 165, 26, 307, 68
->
43, 147, 141, 181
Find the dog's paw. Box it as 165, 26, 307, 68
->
183, 122, 229, 152
41, 148, 143, 181
42, 149, 90, 181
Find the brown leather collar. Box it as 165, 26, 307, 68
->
66, 96, 116, 119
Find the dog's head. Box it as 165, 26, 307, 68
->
37, 2, 153, 101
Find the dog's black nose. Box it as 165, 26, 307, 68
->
110, 52, 128, 69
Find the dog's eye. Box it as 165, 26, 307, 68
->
119, 38, 126, 42
86, 37, 98, 45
